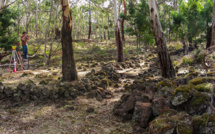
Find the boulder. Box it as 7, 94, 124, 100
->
158, 86, 173, 98
113, 94, 136, 121
189, 77, 215, 85
4, 87, 13, 97
152, 97, 169, 117
132, 102, 152, 128
195, 83, 214, 92
17, 83, 26, 91
149, 110, 192, 134
171, 85, 194, 106
184, 92, 209, 115
192, 113, 215, 134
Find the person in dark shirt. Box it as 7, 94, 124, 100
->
21, 32, 29, 59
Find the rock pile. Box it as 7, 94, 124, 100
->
113, 77, 215, 133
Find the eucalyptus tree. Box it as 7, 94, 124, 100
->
48, 0, 60, 65
61, 0, 78, 81
114, 0, 124, 62
120, 0, 126, 42
88, 0, 92, 39
44, 0, 54, 65
148, 0, 175, 78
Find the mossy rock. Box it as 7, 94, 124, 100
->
149, 111, 192, 134
184, 72, 198, 79
96, 71, 107, 76
177, 122, 193, 134
171, 84, 195, 106
39, 80, 49, 85
182, 55, 194, 65
185, 92, 209, 115
195, 83, 214, 92
35, 73, 48, 78
157, 79, 175, 89
99, 78, 109, 89
206, 71, 215, 76
158, 86, 174, 98
133, 79, 144, 84
20, 72, 34, 77
192, 113, 215, 134
189, 77, 215, 85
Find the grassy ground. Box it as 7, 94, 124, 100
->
0, 37, 207, 133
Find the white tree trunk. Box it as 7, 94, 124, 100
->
36, 1, 38, 37
0, 0, 6, 9
148, 0, 175, 78
48, 1, 59, 65
88, 0, 91, 39
44, 0, 54, 65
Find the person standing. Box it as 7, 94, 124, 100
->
21, 32, 29, 59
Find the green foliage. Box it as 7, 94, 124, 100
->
182, 55, 194, 65
125, 0, 154, 46
195, 48, 205, 63
0, 33, 19, 51
0, 8, 18, 50
90, 44, 101, 51
171, 0, 213, 44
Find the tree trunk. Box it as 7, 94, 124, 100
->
211, 0, 215, 46
107, 15, 110, 40
88, 0, 91, 40
44, 0, 54, 65
99, 21, 102, 40
26, 13, 30, 33
173, 0, 177, 10
102, 16, 106, 40
17, 1, 20, 35
61, 0, 78, 81
207, 26, 212, 48
114, 0, 124, 62
48, 2, 60, 65
148, 0, 175, 78
121, 0, 126, 42
0, 0, 6, 9
94, 21, 97, 39
36, 1, 38, 37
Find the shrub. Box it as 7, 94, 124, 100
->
182, 55, 194, 65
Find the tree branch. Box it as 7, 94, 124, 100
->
0, 1, 15, 13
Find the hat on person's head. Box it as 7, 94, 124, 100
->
22, 32, 26, 34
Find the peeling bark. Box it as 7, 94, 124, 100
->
148, 0, 175, 78
114, 0, 124, 62
61, 0, 78, 81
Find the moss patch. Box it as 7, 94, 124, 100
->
182, 55, 194, 65
189, 77, 215, 85
149, 111, 192, 134
185, 92, 209, 114
177, 122, 193, 134
157, 79, 175, 89
192, 114, 212, 126
195, 83, 214, 92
